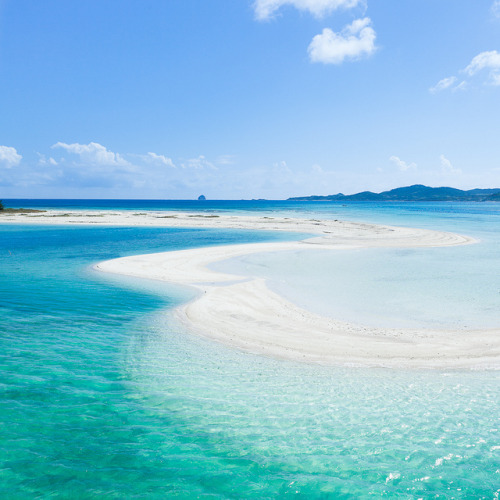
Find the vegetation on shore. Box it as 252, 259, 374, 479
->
0, 200, 45, 214
288, 184, 500, 202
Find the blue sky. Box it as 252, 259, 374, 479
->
1, 0, 499, 199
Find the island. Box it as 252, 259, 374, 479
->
288, 184, 500, 202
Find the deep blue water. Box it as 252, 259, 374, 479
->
4, 198, 500, 240
0, 201, 499, 498
5, 197, 499, 217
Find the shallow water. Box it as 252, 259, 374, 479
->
1, 204, 499, 497
212, 201, 500, 330
214, 242, 500, 330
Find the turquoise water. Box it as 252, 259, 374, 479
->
1, 204, 499, 497
212, 202, 500, 330
215, 241, 500, 329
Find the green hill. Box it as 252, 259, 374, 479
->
288, 185, 500, 202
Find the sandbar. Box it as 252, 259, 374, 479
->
29, 210, 486, 370
4, 209, 497, 368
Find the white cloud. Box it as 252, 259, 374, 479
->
464, 50, 500, 76
181, 155, 217, 170
431, 50, 500, 93
440, 154, 461, 174
429, 76, 467, 94
308, 17, 376, 64
52, 141, 130, 166
463, 50, 500, 87
253, 0, 362, 20
0, 146, 22, 168
492, 0, 500, 18
429, 76, 457, 94
144, 152, 176, 168
389, 156, 417, 172
37, 153, 58, 166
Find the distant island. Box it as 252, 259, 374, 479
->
288, 184, 500, 202
0, 200, 44, 214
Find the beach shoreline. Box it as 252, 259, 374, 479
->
0, 208, 478, 243
97, 244, 500, 371
4, 209, 497, 369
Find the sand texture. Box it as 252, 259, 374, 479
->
5, 209, 496, 368
43, 210, 491, 370
0, 208, 479, 247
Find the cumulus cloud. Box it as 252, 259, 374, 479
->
0, 146, 22, 168
52, 141, 131, 166
143, 152, 176, 168
464, 50, 500, 76
46, 141, 143, 191
463, 50, 500, 86
432, 50, 500, 92
389, 155, 417, 172
308, 17, 376, 64
440, 154, 461, 174
3, 141, 242, 197
253, 0, 362, 20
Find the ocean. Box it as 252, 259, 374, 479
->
0, 200, 499, 498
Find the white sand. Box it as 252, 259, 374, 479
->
0, 208, 478, 246
4, 209, 498, 369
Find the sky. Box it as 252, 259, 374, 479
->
0, 0, 499, 199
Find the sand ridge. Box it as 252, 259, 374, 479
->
5, 209, 494, 368
75, 211, 499, 370
0, 208, 477, 247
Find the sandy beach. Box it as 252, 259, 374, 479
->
4, 209, 498, 369
0, 208, 475, 245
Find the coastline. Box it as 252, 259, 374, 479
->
0, 208, 476, 245
5, 209, 497, 369
96, 238, 499, 371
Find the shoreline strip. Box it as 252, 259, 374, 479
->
5, 209, 495, 369
56, 211, 495, 370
